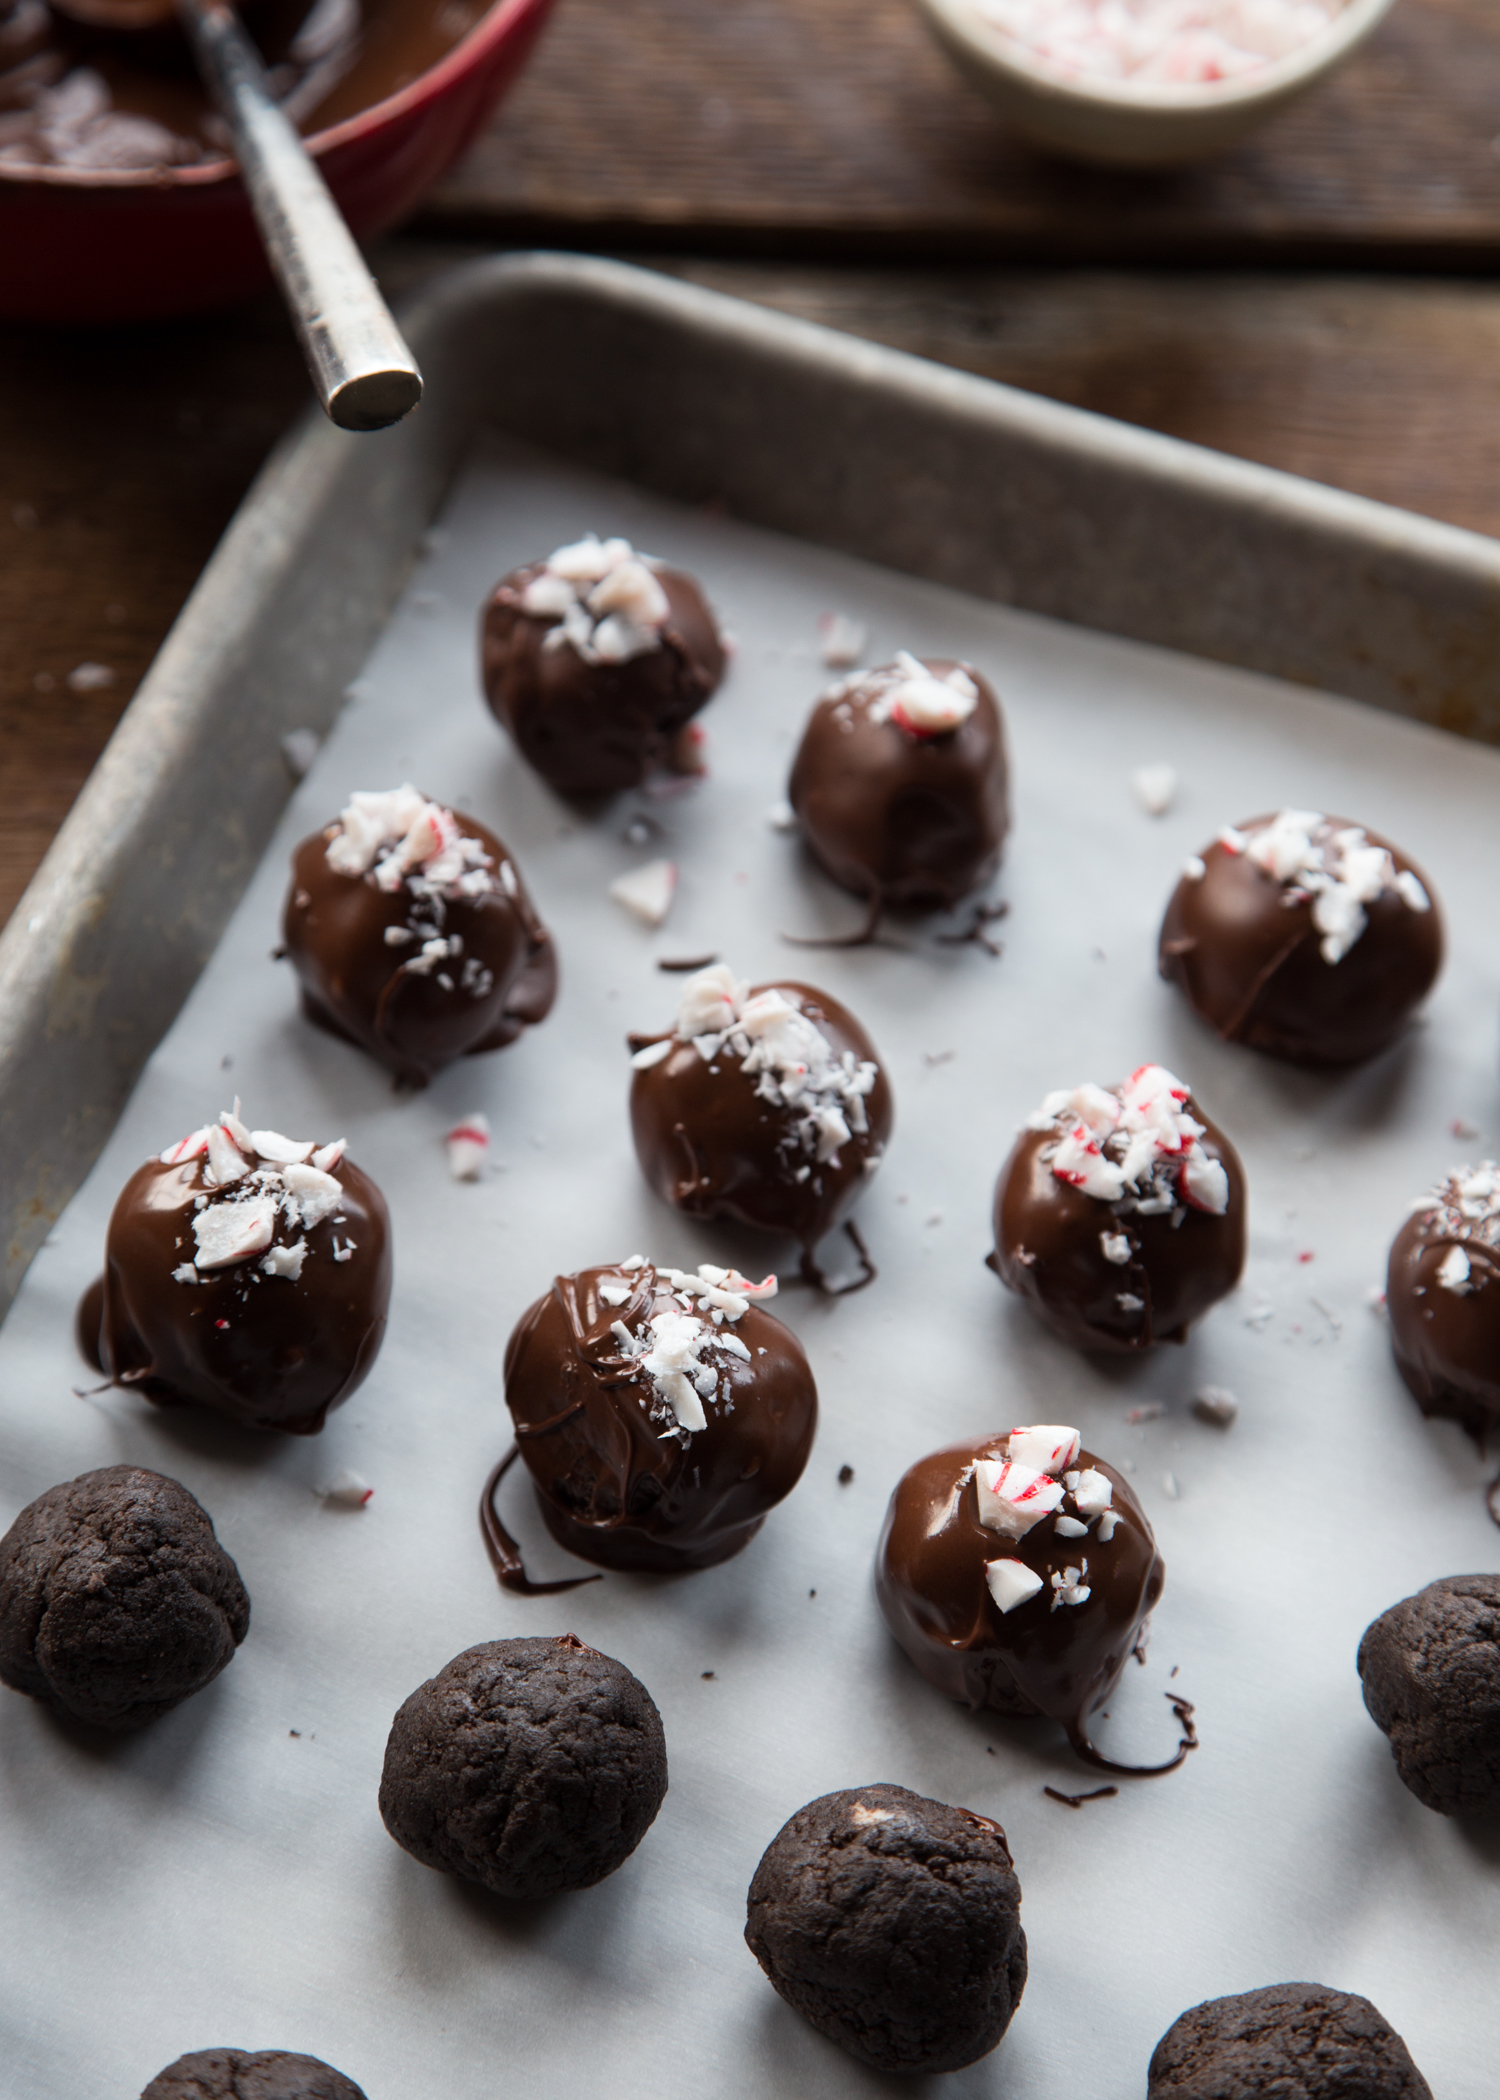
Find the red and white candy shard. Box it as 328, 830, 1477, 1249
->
865, 651, 979, 736
609, 858, 677, 928
1437, 1246, 1473, 1294
1051, 1562, 1091, 1610
1006, 1424, 1081, 1474
985, 1558, 1044, 1615
319, 1469, 373, 1508
324, 785, 497, 900
166, 1110, 349, 1280
975, 1458, 1065, 1539
1071, 1467, 1113, 1515
1027, 1062, 1229, 1216
1233, 809, 1431, 966
445, 1114, 491, 1182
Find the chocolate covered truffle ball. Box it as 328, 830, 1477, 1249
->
282, 784, 556, 1087
1387, 1162, 1500, 1444
628, 962, 893, 1288
379, 1635, 667, 1899
1159, 809, 1441, 1066
1358, 1574, 1500, 1817
877, 1423, 1190, 1772
496, 1258, 817, 1581
0, 1466, 248, 1731
991, 1064, 1245, 1352
745, 1784, 1026, 2076
79, 1105, 391, 1435
1147, 1983, 1433, 2100
787, 652, 1008, 917
141, 2049, 366, 2100
481, 534, 726, 798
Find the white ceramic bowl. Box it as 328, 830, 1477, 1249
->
915, 0, 1399, 166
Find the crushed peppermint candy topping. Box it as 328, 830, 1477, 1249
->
972, 0, 1343, 87
972, 1429, 1124, 1618
662, 963, 880, 1168
985, 1558, 1044, 1615
1027, 1063, 1229, 1216
159, 1105, 349, 1288
1407, 1164, 1500, 1293
446, 1114, 490, 1182
610, 858, 677, 927
325, 785, 501, 902
605, 1260, 777, 1438
318, 1469, 373, 1508
1220, 810, 1431, 965
834, 651, 980, 737
519, 534, 672, 666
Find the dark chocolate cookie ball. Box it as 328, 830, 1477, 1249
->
991, 1064, 1245, 1352
282, 786, 556, 1088
481, 535, 726, 798
379, 1635, 667, 1898
1147, 1983, 1432, 2100
1159, 810, 1441, 1066
1358, 1574, 1500, 1816
745, 1784, 1027, 2075
788, 654, 1008, 912
1386, 1164, 1500, 1445
0, 1466, 249, 1731
141, 2048, 366, 2099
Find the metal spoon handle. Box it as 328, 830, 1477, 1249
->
178, 0, 422, 431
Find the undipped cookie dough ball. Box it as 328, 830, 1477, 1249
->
1358, 1574, 1500, 1816
378, 1635, 667, 1898
0, 1466, 249, 1732
1147, 1983, 1432, 2100
744, 1784, 1027, 2075
141, 2048, 367, 2099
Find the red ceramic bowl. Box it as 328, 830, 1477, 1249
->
0, 0, 555, 320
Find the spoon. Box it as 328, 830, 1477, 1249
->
53, 0, 422, 431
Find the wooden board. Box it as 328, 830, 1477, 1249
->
423, 0, 1500, 263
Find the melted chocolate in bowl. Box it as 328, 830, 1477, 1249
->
0, 0, 489, 172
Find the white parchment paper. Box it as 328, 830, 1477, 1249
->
2, 443, 1498, 2100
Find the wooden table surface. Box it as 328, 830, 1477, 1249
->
4, 0, 1500, 931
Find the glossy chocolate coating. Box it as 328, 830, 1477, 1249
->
991, 1100, 1245, 1353
1387, 1180, 1500, 1444
282, 805, 556, 1088
876, 1433, 1168, 1767
788, 659, 1008, 910
629, 982, 893, 1256
504, 1262, 817, 1573
481, 561, 726, 799
80, 1150, 390, 1435
1159, 815, 1442, 1066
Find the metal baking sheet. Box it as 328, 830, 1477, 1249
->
2, 436, 1498, 2100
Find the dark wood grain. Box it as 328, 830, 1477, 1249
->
425, 0, 1500, 263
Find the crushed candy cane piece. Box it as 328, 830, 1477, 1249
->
194, 1193, 278, 1270
324, 785, 500, 902
1437, 1245, 1473, 1294
1028, 1062, 1229, 1216
864, 650, 979, 736
1100, 1231, 1132, 1265
974, 1458, 1065, 1538
985, 1557, 1044, 1614
1071, 1467, 1114, 1514
1006, 1424, 1081, 1474
319, 1470, 373, 1508
249, 1130, 315, 1165
1234, 811, 1429, 965
1130, 762, 1177, 816
524, 535, 672, 666
1192, 1385, 1239, 1427
973, 0, 1344, 87
766, 799, 798, 832
160, 1128, 210, 1166
445, 1114, 491, 1182
282, 1163, 344, 1228
610, 859, 678, 927
1050, 1562, 1091, 1610
1182, 854, 1207, 882
819, 612, 867, 667
261, 1240, 308, 1281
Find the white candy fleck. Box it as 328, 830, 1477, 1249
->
319, 1470, 372, 1508
248, 1130, 315, 1165
1050, 1562, 1091, 1610
1055, 1515, 1090, 1539
1100, 1231, 1132, 1265
610, 858, 678, 927
193, 1193, 278, 1270
819, 612, 867, 667
1097, 1509, 1121, 1542
1182, 854, 1207, 881
862, 650, 979, 735
1437, 1246, 1473, 1294
282, 1163, 344, 1228
1117, 1293, 1145, 1312
631, 1037, 675, 1071
171, 1262, 198, 1285
1130, 762, 1177, 816
1192, 1385, 1239, 1427
1162, 1471, 1181, 1500
261, 1240, 308, 1281
766, 799, 798, 832
985, 1558, 1044, 1615
1071, 1468, 1114, 1515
